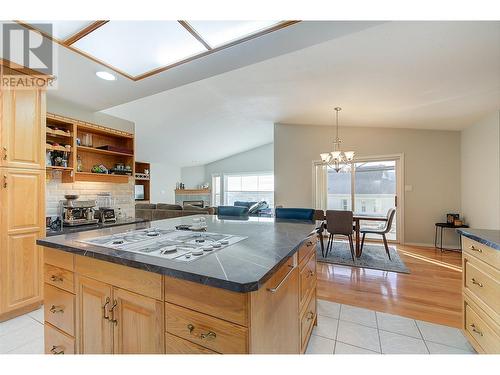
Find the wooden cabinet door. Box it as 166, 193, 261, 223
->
0, 168, 44, 316
112, 287, 164, 354
76, 276, 113, 354
0, 89, 46, 169
249, 256, 300, 353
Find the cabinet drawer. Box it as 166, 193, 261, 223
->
462, 237, 499, 270
166, 333, 217, 354
298, 236, 317, 265
44, 264, 74, 293
300, 290, 317, 352
44, 284, 75, 336
44, 323, 75, 354
299, 251, 316, 309
44, 248, 74, 271
464, 257, 499, 315
165, 276, 248, 326
166, 303, 248, 354
464, 300, 500, 354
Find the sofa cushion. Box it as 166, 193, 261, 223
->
135, 203, 156, 210
233, 201, 257, 208
157, 203, 183, 211
248, 201, 269, 214
183, 204, 208, 212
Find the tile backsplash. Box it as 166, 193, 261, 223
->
46, 172, 135, 218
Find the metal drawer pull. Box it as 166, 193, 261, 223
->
50, 345, 64, 354
306, 311, 314, 321
50, 275, 63, 282
109, 299, 118, 325
470, 245, 482, 253
471, 278, 483, 287
200, 331, 217, 340
470, 324, 483, 337
267, 265, 295, 293
186, 324, 217, 340
103, 297, 110, 320
49, 305, 64, 313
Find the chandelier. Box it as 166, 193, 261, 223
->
320, 107, 355, 172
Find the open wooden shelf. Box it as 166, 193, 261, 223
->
46, 144, 72, 152
77, 145, 134, 157
46, 166, 73, 171
46, 112, 135, 184
74, 172, 130, 183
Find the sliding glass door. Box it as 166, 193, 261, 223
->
322, 156, 401, 242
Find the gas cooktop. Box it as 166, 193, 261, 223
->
79, 228, 247, 262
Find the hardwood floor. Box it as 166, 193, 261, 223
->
317, 242, 463, 328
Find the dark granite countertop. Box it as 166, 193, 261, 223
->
457, 228, 500, 251
46, 218, 149, 237
37, 215, 320, 292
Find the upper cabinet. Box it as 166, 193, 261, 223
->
1, 88, 46, 170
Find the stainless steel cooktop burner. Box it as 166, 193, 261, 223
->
79, 228, 247, 262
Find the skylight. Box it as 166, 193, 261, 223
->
73, 21, 208, 76
28, 20, 94, 41
187, 21, 280, 47
21, 20, 296, 79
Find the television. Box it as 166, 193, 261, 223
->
135, 185, 145, 200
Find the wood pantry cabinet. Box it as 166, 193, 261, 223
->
41, 234, 318, 354
0, 63, 46, 321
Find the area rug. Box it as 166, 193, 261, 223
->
316, 241, 410, 274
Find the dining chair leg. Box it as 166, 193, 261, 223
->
326, 234, 333, 257
360, 233, 366, 252
318, 232, 325, 258
347, 235, 355, 261
382, 233, 391, 260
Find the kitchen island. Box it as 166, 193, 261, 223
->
37, 215, 320, 354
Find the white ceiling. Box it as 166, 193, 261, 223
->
104, 21, 500, 167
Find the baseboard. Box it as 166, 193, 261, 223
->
403, 241, 461, 250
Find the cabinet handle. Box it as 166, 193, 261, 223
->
267, 264, 295, 293
186, 324, 217, 340
470, 245, 482, 253
471, 278, 483, 287
50, 345, 64, 354
3, 175, 6, 188
103, 297, 110, 320
306, 311, 314, 321
2, 147, 6, 160
200, 331, 217, 340
470, 324, 483, 336
50, 275, 63, 282
109, 299, 118, 325
49, 305, 64, 313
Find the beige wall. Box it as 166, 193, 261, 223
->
461, 112, 500, 229
274, 123, 462, 245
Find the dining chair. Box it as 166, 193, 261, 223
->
275, 208, 315, 221
217, 206, 249, 217
275, 208, 325, 256
360, 208, 396, 260
325, 210, 355, 261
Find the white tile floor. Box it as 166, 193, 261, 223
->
0, 301, 476, 354
306, 300, 476, 354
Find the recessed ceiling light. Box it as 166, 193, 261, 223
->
96, 71, 116, 81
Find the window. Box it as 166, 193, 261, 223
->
212, 175, 221, 206
341, 199, 348, 211
361, 200, 366, 213
224, 173, 274, 207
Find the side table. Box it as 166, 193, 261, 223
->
434, 222, 469, 252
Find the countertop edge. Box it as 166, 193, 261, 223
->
456, 228, 500, 251
36, 237, 307, 293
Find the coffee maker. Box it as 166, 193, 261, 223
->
62, 195, 99, 227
